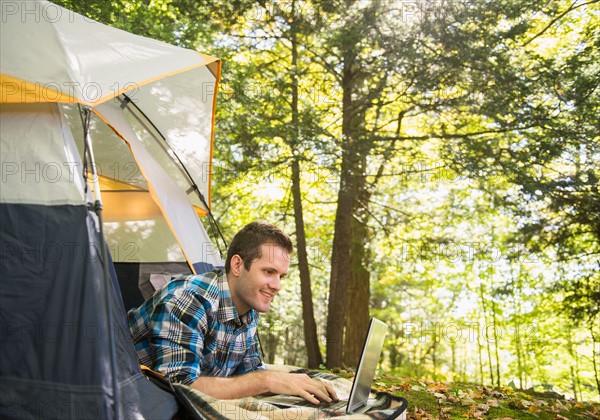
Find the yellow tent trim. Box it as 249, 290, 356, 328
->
94, 174, 147, 192
206, 59, 222, 209
0, 73, 80, 104
92, 59, 220, 106
193, 205, 207, 217
1, 55, 220, 106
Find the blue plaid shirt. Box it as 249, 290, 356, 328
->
128, 269, 264, 385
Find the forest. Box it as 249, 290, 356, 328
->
53, 0, 600, 404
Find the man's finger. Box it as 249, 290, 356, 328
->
300, 390, 320, 404
323, 381, 339, 401
307, 381, 333, 402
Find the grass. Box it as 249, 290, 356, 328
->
329, 369, 600, 419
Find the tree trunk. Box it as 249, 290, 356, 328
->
291, 157, 323, 367
326, 159, 355, 367
478, 325, 484, 385
432, 338, 438, 381
326, 41, 362, 369
451, 342, 456, 380
590, 323, 600, 398
515, 324, 523, 388
289, 6, 323, 369
492, 300, 501, 388
479, 284, 494, 386
342, 248, 370, 367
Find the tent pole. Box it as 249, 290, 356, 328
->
121, 94, 229, 254
82, 106, 121, 420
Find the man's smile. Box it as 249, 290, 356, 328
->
260, 290, 275, 300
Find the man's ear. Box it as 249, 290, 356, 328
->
230, 254, 243, 276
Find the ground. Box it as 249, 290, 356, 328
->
332, 369, 600, 419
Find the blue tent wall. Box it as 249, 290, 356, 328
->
0, 202, 178, 419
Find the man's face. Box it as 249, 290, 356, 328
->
228, 244, 290, 315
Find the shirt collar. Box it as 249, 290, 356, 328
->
216, 270, 256, 327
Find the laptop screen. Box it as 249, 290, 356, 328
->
347, 318, 388, 413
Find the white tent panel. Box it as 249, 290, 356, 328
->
1, 0, 211, 105
94, 101, 223, 271
0, 103, 85, 205
104, 217, 186, 262
132, 66, 217, 202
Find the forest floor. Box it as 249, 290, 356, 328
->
334, 370, 600, 419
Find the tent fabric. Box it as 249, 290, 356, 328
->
0, 0, 213, 106
128, 65, 219, 204
0, 102, 86, 206
0, 203, 178, 419
94, 100, 223, 272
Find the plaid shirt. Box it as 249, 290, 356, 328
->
128, 269, 264, 385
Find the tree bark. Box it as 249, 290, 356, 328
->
492, 300, 501, 388
326, 158, 356, 367
478, 325, 484, 385
326, 40, 361, 368
342, 246, 370, 367
479, 284, 495, 386
590, 322, 600, 398
289, 3, 323, 369
291, 157, 323, 368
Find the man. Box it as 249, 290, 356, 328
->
128, 221, 337, 404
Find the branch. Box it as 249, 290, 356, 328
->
371, 124, 542, 142
302, 44, 343, 82
522, 0, 600, 47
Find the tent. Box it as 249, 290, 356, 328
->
1, 1, 223, 418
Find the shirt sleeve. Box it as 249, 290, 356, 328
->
146, 286, 211, 385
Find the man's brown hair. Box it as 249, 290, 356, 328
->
225, 221, 293, 273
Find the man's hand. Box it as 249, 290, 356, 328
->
265, 371, 339, 405
191, 370, 338, 404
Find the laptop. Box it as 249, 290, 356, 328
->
262, 318, 388, 414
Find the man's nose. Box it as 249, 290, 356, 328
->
270, 276, 281, 292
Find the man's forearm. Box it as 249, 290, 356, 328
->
189, 370, 338, 404
190, 370, 271, 399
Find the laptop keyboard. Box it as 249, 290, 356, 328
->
320, 399, 348, 411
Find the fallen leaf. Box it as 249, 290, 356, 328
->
461, 396, 476, 406
467, 389, 484, 399
447, 394, 459, 403
477, 403, 490, 414
508, 399, 530, 410
411, 406, 433, 420
487, 398, 499, 407
434, 392, 446, 400
388, 385, 401, 393
429, 382, 450, 393
400, 381, 412, 391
